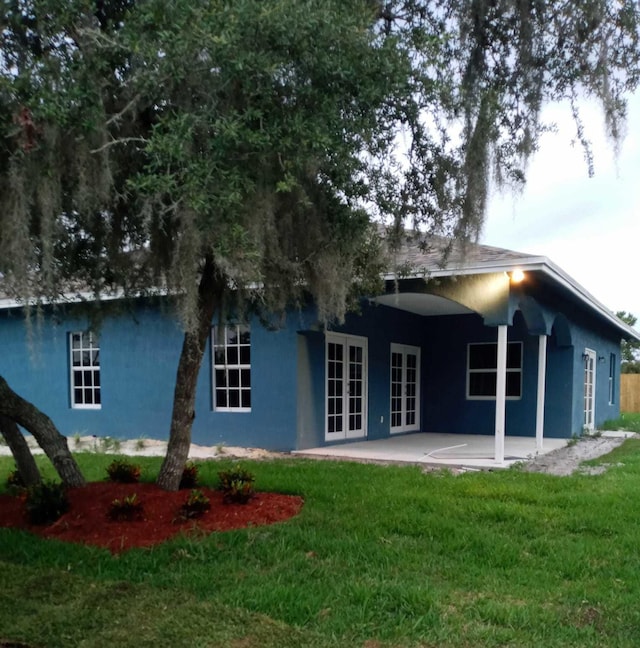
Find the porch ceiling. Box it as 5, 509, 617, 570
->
372, 292, 475, 317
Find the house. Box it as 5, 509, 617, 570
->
1, 237, 638, 462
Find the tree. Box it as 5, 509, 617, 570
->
0, 376, 85, 487
616, 311, 640, 372
0, 413, 42, 487
1, 1, 639, 489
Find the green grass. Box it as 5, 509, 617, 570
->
601, 412, 640, 433
3, 445, 640, 646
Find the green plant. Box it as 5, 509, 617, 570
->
108, 493, 144, 521
179, 462, 199, 489
601, 413, 640, 433
7, 443, 640, 646
135, 436, 147, 451
92, 436, 122, 453
25, 481, 69, 525
6, 468, 25, 489
72, 431, 82, 447
177, 489, 211, 520
99, 436, 121, 453
218, 466, 255, 504
106, 459, 141, 484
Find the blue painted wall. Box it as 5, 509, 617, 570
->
0, 276, 625, 451
296, 302, 428, 449
520, 276, 622, 434
297, 301, 566, 448
0, 302, 303, 451
418, 311, 546, 438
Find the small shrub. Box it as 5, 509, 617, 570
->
25, 481, 69, 525
100, 436, 121, 453
179, 462, 199, 489
177, 489, 211, 520
108, 493, 144, 521
6, 468, 25, 490
106, 459, 141, 484
218, 466, 255, 504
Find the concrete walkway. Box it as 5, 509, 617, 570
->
293, 433, 568, 470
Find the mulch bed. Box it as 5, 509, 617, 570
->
0, 482, 303, 554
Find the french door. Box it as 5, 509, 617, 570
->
326, 334, 368, 441
390, 344, 421, 433
583, 348, 596, 431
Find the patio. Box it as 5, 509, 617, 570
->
293, 433, 568, 470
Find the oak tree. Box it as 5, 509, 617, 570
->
1, 0, 639, 489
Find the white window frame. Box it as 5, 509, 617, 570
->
69, 331, 101, 410
466, 341, 523, 401
609, 353, 616, 405
211, 324, 251, 412
583, 348, 596, 430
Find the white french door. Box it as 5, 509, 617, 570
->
390, 343, 421, 434
326, 334, 368, 441
583, 348, 596, 431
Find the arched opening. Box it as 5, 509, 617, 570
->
551, 314, 572, 348
516, 296, 547, 335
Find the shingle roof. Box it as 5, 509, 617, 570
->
385, 233, 538, 276
1, 231, 638, 341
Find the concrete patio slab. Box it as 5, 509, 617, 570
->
293, 433, 568, 470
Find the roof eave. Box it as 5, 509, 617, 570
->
384, 256, 640, 342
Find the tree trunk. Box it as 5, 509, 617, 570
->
0, 375, 85, 487
156, 256, 223, 491
0, 414, 42, 487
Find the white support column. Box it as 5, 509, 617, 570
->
494, 325, 508, 465
535, 334, 547, 452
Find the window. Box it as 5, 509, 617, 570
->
467, 341, 522, 399
609, 353, 616, 405
69, 331, 101, 409
212, 325, 251, 411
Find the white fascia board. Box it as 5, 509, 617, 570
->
382, 256, 549, 281
0, 288, 168, 311
537, 259, 640, 342
384, 256, 640, 342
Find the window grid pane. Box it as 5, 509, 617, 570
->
213, 325, 251, 411
468, 342, 522, 399
70, 331, 101, 408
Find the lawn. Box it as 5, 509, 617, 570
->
2, 442, 640, 647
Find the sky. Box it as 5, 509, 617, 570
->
481, 94, 640, 325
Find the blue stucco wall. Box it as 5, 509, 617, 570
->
419, 310, 550, 437
295, 302, 429, 449
518, 277, 623, 435
566, 316, 621, 433
0, 277, 624, 452
0, 302, 302, 451
296, 302, 562, 448
296, 293, 623, 448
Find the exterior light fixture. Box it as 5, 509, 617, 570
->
510, 269, 525, 283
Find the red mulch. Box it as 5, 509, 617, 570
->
0, 482, 303, 554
